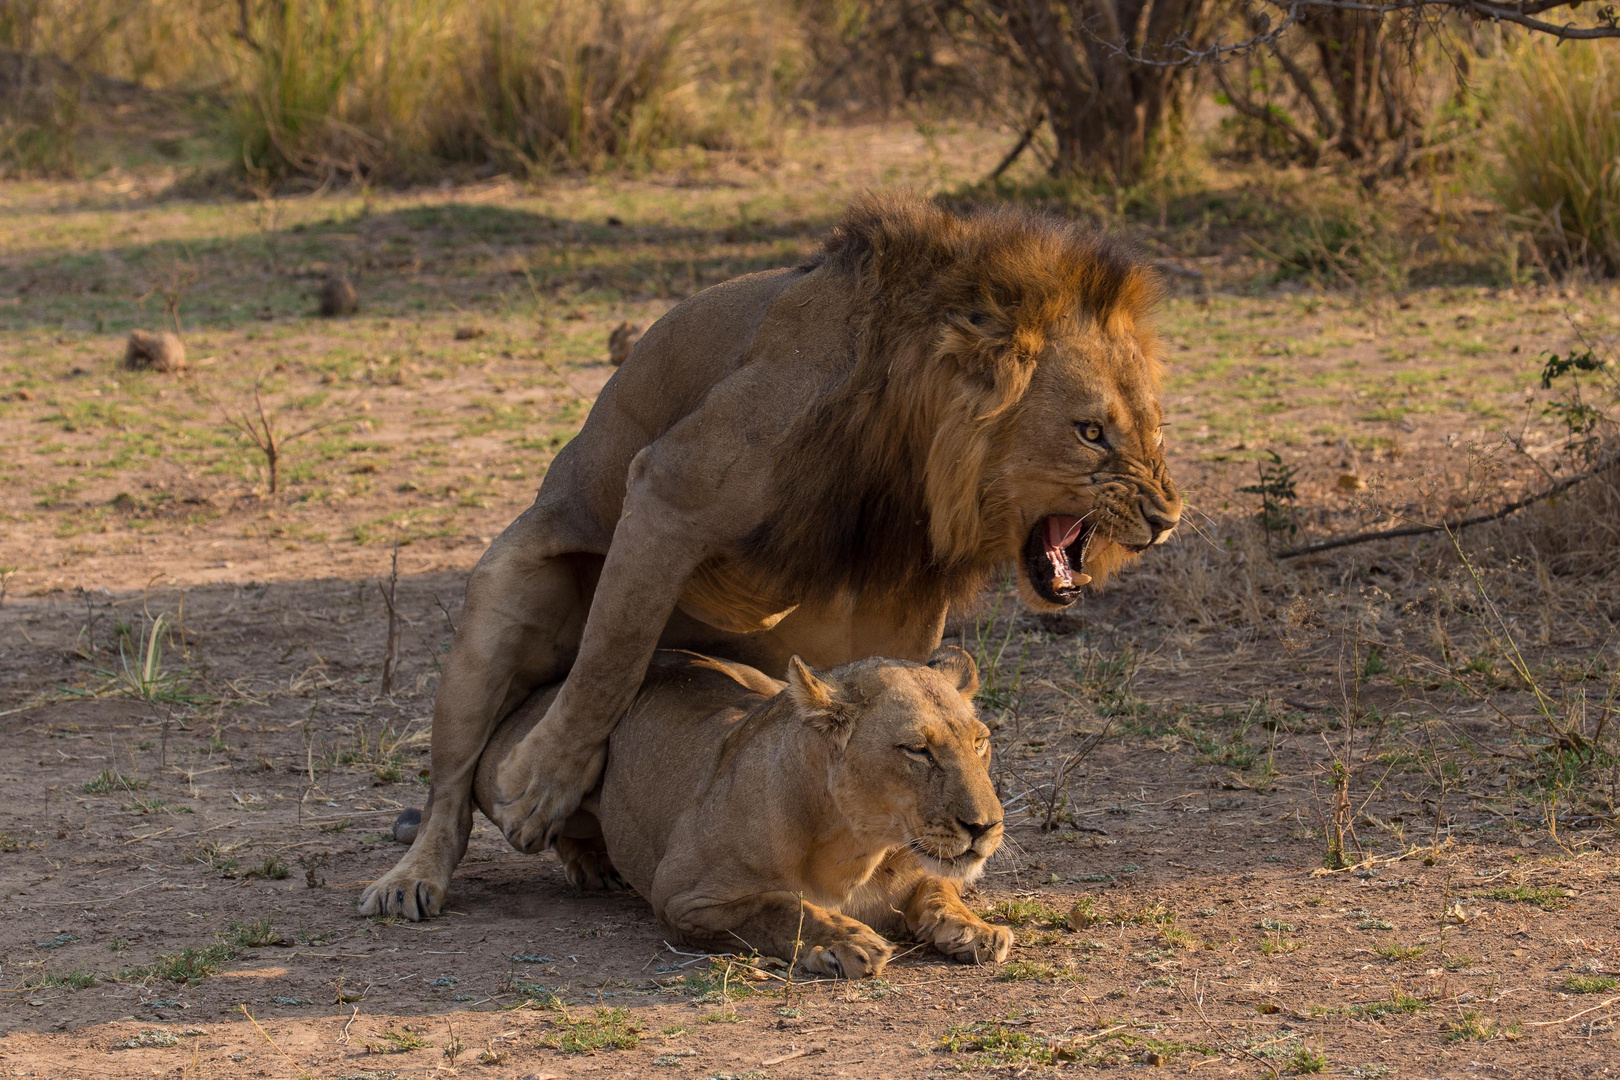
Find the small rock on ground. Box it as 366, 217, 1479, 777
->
318, 275, 358, 317
608, 321, 642, 366
123, 330, 186, 373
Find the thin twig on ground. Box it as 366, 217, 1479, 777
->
378, 546, 400, 697
1278, 449, 1620, 558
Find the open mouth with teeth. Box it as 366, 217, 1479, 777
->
1023, 515, 1096, 606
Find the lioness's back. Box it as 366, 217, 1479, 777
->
596, 654, 776, 895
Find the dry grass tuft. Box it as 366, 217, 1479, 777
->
1491, 41, 1620, 277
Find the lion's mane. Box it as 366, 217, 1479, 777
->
741, 194, 1162, 611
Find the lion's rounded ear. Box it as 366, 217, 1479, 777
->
926, 645, 979, 700
786, 656, 854, 741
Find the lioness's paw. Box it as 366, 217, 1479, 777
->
799, 928, 895, 979
928, 915, 1012, 965
492, 736, 606, 854
356, 868, 446, 922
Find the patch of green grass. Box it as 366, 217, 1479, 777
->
1443, 1010, 1518, 1042
539, 1007, 641, 1052
673, 957, 760, 1004
24, 968, 96, 990
1562, 974, 1618, 994
510, 981, 565, 1009
250, 856, 290, 880
1125, 901, 1177, 927
129, 943, 237, 984
1288, 1044, 1327, 1073
82, 768, 148, 794
1374, 941, 1428, 962
1159, 927, 1203, 951
997, 960, 1086, 983
188, 841, 240, 878
1066, 897, 1104, 929
940, 1022, 1074, 1067
227, 919, 282, 949
366, 1028, 433, 1053
985, 897, 1070, 929
1187, 726, 1258, 769
1482, 884, 1570, 910
1346, 992, 1428, 1020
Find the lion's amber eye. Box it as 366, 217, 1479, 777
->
1077, 422, 1107, 447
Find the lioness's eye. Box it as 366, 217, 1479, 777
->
1077, 422, 1107, 448
900, 744, 934, 765
974, 738, 989, 754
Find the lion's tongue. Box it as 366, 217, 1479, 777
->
1045, 516, 1087, 591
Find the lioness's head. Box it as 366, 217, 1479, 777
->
785, 646, 1002, 880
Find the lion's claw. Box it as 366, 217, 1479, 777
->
357, 867, 447, 921
931, 916, 1012, 964
800, 931, 894, 979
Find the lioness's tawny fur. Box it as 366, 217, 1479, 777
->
361, 193, 1181, 920
470, 648, 1011, 976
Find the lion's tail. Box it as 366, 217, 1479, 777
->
391, 807, 422, 845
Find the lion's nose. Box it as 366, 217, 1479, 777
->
958, 817, 998, 840
1140, 500, 1179, 544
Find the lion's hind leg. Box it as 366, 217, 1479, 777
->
357, 529, 600, 921
555, 834, 629, 892
553, 807, 629, 892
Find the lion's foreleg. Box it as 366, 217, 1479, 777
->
663, 891, 896, 979
494, 443, 758, 854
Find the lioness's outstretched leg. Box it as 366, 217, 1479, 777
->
357, 518, 600, 920
664, 891, 896, 979
901, 875, 1011, 964
847, 850, 1011, 965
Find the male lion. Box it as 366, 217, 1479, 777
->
360, 193, 1181, 920
471, 647, 1012, 975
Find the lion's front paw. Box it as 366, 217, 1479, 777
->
927, 913, 1012, 965
492, 734, 606, 854
356, 863, 448, 922
799, 927, 895, 979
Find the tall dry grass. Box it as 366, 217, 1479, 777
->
429, 0, 795, 177
1489, 40, 1620, 277
0, 0, 220, 176
218, 0, 798, 182
1, 0, 800, 182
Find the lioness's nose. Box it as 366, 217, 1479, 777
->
959, 817, 998, 840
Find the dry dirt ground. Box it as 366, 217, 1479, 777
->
2, 123, 1619, 1079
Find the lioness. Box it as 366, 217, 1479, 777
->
468, 647, 1011, 975
362, 194, 1181, 919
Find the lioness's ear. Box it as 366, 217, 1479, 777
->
926, 645, 979, 701
786, 656, 854, 742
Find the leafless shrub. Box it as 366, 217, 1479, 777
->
214, 377, 345, 495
